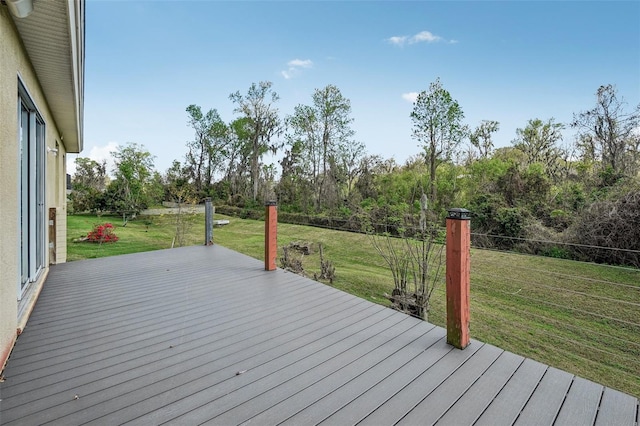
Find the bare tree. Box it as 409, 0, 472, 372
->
368, 193, 444, 320
286, 84, 355, 209
470, 120, 500, 159
184, 104, 228, 196
229, 81, 283, 202
571, 84, 640, 176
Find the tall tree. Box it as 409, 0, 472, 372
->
512, 118, 565, 179
571, 84, 640, 176
69, 157, 108, 213
229, 81, 282, 202
184, 104, 228, 197
411, 78, 467, 203
287, 84, 355, 209
335, 139, 366, 200
224, 117, 253, 202
106, 143, 156, 218
287, 104, 320, 200
470, 120, 500, 159
164, 160, 194, 204
277, 139, 313, 210
72, 157, 108, 191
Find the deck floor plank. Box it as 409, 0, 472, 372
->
395, 344, 504, 425
435, 351, 525, 425
0, 245, 636, 426
203, 318, 431, 425
313, 333, 452, 426
11, 300, 380, 425
555, 377, 603, 426
514, 366, 574, 426
2, 270, 354, 397
473, 358, 548, 426
187, 313, 415, 425
356, 341, 484, 426
140, 308, 402, 425
595, 387, 639, 426
3, 292, 364, 423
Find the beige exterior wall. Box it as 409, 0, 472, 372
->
0, 7, 70, 368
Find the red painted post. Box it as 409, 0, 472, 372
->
265, 201, 278, 271
446, 208, 471, 349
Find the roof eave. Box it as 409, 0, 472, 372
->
10, 0, 85, 153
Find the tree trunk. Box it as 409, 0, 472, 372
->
429, 141, 437, 203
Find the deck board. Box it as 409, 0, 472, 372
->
396, 343, 504, 425
357, 341, 484, 425
555, 377, 603, 426
0, 245, 637, 426
595, 387, 639, 426
514, 367, 574, 426
204, 319, 439, 425
315, 333, 451, 425
473, 358, 548, 426
435, 351, 525, 425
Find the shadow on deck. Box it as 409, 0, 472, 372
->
0, 245, 637, 425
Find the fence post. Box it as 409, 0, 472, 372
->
265, 201, 278, 271
446, 208, 472, 349
205, 197, 213, 246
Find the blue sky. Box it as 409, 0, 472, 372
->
70, 0, 640, 176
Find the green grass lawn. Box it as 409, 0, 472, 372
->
66, 213, 205, 261
67, 213, 640, 397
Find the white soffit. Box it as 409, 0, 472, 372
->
11, 0, 84, 153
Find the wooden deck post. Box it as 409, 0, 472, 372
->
446, 208, 471, 349
265, 201, 277, 271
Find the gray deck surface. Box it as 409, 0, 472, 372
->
0, 245, 637, 425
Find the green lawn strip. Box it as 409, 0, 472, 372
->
469, 292, 640, 395
471, 282, 640, 357
67, 213, 204, 260
472, 309, 640, 397
67, 213, 640, 397
471, 272, 639, 327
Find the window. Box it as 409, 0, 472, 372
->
18, 80, 46, 299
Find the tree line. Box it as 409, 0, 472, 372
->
69, 80, 640, 267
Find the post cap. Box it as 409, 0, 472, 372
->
265, 200, 277, 206
447, 208, 472, 220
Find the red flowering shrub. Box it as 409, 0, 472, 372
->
86, 223, 119, 243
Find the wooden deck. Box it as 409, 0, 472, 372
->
0, 245, 637, 425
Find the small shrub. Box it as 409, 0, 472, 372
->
86, 223, 119, 243
541, 246, 571, 259
314, 243, 336, 284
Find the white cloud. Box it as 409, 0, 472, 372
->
402, 92, 419, 103
281, 58, 313, 79
90, 141, 119, 170
387, 36, 408, 46
410, 31, 441, 44
287, 59, 313, 68
387, 30, 454, 47
67, 141, 119, 176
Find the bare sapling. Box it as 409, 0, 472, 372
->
369, 193, 444, 320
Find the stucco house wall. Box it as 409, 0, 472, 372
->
0, 2, 84, 370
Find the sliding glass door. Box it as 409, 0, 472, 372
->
18, 86, 46, 299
